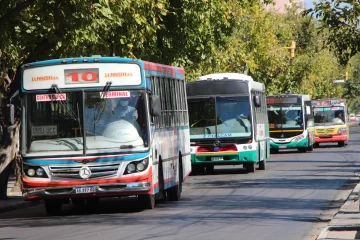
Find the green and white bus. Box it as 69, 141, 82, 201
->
267, 94, 315, 153
186, 73, 270, 173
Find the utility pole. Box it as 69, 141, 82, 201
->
345, 71, 348, 81
289, 41, 296, 58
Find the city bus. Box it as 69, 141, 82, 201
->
266, 94, 315, 153
186, 73, 269, 173
311, 98, 348, 147
18, 57, 191, 215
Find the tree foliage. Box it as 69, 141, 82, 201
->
0, 0, 353, 182
304, 0, 360, 66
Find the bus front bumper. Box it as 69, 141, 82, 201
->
315, 135, 348, 143
23, 182, 151, 200
270, 138, 307, 149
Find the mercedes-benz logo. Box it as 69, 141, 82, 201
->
79, 166, 92, 179
214, 141, 220, 146
280, 134, 285, 138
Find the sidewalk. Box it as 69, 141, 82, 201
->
0, 176, 37, 214
317, 183, 360, 239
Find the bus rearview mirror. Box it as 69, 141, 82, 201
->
254, 95, 261, 107
306, 106, 311, 115
151, 95, 161, 117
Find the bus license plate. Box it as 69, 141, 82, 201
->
278, 146, 287, 148
211, 157, 223, 161
75, 186, 96, 194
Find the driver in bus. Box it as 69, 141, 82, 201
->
111, 97, 138, 121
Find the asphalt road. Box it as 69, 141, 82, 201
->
1, 126, 360, 240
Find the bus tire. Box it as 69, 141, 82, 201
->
245, 162, 256, 173
44, 200, 62, 216
206, 165, 214, 173
157, 157, 166, 201
192, 164, 205, 175
270, 148, 279, 154
308, 144, 314, 151
167, 156, 183, 201
259, 160, 266, 170
298, 147, 307, 153
72, 197, 86, 205
338, 141, 345, 147
138, 194, 155, 209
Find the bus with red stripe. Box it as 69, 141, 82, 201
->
20, 57, 190, 215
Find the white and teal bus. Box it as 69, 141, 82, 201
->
186, 73, 270, 173
19, 57, 191, 215
267, 94, 315, 153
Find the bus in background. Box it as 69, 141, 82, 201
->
349, 113, 356, 124
267, 94, 315, 153
312, 98, 348, 147
19, 57, 191, 215
186, 73, 269, 173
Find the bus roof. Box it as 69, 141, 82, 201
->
21, 57, 184, 92
267, 94, 311, 101
198, 73, 253, 81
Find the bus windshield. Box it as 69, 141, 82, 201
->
188, 96, 252, 139
267, 105, 303, 129
314, 106, 345, 126
24, 90, 148, 155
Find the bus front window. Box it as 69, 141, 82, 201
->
268, 105, 303, 129
24, 91, 148, 156
84, 90, 148, 151
188, 96, 252, 139
314, 107, 345, 126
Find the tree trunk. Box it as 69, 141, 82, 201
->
0, 121, 21, 200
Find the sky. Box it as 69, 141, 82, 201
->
303, 0, 317, 9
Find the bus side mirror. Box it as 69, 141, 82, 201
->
7, 104, 15, 125
151, 95, 161, 117
306, 106, 311, 115
254, 95, 261, 107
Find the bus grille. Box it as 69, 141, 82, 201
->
315, 128, 335, 135
49, 163, 120, 179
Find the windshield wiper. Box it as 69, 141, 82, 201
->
93, 81, 112, 137
49, 84, 82, 137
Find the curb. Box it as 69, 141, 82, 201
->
0, 198, 39, 214
316, 182, 360, 240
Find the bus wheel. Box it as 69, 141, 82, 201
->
138, 194, 155, 209
167, 158, 183, 201
270, 148, 279, 154
72, 197, 86, 205
308, 144, 314, 151
338, 141, 345, 147
44, 200, 62, 216
206, 165, 214, 173
298, 147, 307, 153
259, 160, 266, 170
245, 163, 256, 173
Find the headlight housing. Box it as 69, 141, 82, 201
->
338, 128, 347, 135
292, 133, 306, 142
124, 158, 149, 175
23, 164, 48, 178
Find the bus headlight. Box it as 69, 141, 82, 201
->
338, 128, 347, 135
27, 169, 36, 177
124, 158, 149, 175
24, 165, 48, 178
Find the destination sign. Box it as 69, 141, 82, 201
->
312, 99, 345, 107
267, 97, 300, 104
23, 63, 141, 90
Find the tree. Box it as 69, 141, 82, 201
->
304, 0, 360, 66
